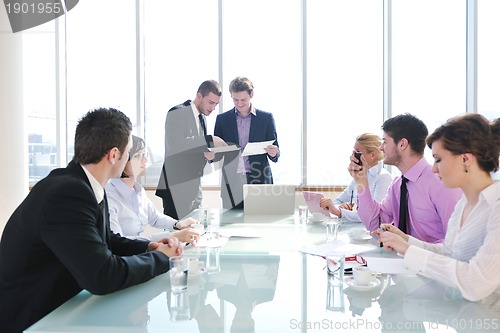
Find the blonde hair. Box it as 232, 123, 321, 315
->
356, 133, 384, 162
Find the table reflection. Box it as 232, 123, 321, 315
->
167, 254, 280, 333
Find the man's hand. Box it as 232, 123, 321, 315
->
264, 144, 279, 158
348, 152, 369, 193
155, 242, 183, 257
204, 151, 215, 161
212, 136, 227, 147
149, 235, 183, 256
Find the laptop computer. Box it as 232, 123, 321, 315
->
243, 184, 296, 215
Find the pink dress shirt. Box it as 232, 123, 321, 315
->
357, 157, 462, 243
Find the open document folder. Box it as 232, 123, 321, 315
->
241, 140, 275, 156
303, 191, 330, 216
207, 144, 240, 153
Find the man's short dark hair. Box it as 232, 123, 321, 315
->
197, 80, 222, 97
229, 77, 254, 96
382, 113, 428, 155
73, 108, 132, 164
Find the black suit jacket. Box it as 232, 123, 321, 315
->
214, 108, 279, 207
0, 161, 170, 333
156, 100, 213, 219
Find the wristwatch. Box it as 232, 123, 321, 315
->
173, 221, 181, 230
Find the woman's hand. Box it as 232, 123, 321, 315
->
377, 230, 410, 255
376, 224, 409, 242
172, 228, 200, 244
319, 197, 333, 211
176, 217, 199, 229
338, 202, 354, 211
319, 197, 341, 217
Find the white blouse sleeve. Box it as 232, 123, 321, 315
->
404, 201, 500, 301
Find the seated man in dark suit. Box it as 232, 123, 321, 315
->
214, 77, 280, 209
0, 108, 183, 333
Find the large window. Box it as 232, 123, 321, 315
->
307, 0, 383, 185
65, 0, 138, 160
24, 23, 57, 186
478, 0, 500, 120
392, 0, 466, 167
143, 0, 219, 186
222, 0, 302, 185
23, 1, 495, 187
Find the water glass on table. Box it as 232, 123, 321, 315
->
326, 274, 345, 312
206, 247, 221, 273
169, 256, 189, 291
326, 252, 345, 286
168, 289, 190, 321
325, 217, 340, 241
298, 205, 308, 224
198, 206, 209, 227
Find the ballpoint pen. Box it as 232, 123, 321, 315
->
378, 215, 383, 247
350, 190, 354, 206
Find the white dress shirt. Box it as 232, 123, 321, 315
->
333, 162, 393, 222
404, 181, 500, 301
106, 178, 176, 241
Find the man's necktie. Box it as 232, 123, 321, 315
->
198, 114, 207, 136
398, 176, 409, 233
98, 196, 108, 241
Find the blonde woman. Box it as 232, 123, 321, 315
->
320, 133, 392, 222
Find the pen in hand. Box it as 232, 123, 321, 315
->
378, 215, 383, 248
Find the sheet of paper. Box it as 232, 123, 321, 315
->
241, 140, 275, 156
298, 240, 377, 258
364, 256, 417, 275
207, 144, 240, 154
303, 191, 330, 216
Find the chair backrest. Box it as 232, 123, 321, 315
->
243, 184, 296, 215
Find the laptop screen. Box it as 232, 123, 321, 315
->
243, 184, 296, 215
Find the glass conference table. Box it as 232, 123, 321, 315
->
26, 209, 500, 333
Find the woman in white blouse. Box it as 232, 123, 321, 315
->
378, 114, 500, 301
320, 133, 393, 222
106, 136, 200, 243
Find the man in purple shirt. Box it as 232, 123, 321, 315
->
351, 113, 462, 243
214, 77, 280, 209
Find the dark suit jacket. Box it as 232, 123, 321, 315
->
156, 100, 213, 219
214, 108, 279, 207
0, 161, 170, 333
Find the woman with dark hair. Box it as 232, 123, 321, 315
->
377, 114, 500, 301
106, 135, 200, 243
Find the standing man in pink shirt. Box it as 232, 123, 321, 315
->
351, 113, 462, 243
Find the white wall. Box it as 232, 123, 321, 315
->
0, 9, 28, 235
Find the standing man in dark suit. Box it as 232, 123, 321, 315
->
214, 77, 280, 209
0, 108, 183, 333
156, 80, 226, 219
